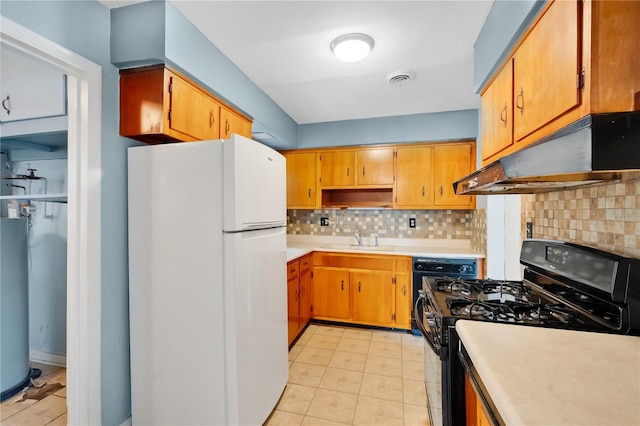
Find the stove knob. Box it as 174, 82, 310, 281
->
415, 264, 424, 271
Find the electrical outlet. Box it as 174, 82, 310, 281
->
409, 218, 416, 228
526, 222, 533, 239
320, 217, 329, 226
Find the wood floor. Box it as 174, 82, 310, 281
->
0, 363, 66, 425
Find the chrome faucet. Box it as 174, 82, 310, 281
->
354, 232, 363, 246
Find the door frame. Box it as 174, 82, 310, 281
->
1, 16, 103, 424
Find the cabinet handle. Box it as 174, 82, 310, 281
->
341, 280, 344, 291
296, 289, 299, 302
308, 188, 311, 198
516, 88, 524, 116
440, 186, 443, 196
362, 166, 365, 176
500, 103, 508, 127
403, 285, 406, 296
421, 186, 425, 197
358, 282, 361, 292
1, 95, 10, 116
346, 167, 350, 177
225, 120, 230, 133
209, 111, 215, 128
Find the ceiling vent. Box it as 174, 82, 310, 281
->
386, 71, 414, 85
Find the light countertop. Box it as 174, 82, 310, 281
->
286, 235, 484, 262
456, 320, 640, 425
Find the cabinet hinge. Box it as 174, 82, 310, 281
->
577, 68, 585, 90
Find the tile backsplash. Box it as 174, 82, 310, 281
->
287, 209, 477, 240
521, 176, 640, 258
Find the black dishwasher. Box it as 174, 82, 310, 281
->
411, 257, 477, 335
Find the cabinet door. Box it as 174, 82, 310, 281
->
284, 152, 317, 208
395, 146, 433, 208
0, 47, 66, 123
313, 267, 350, 319
394, 258, 411, 329
356, 148, 394, 186
287, 277, 299, 346
320, 151, 355, 187
220, 106, 252, 139
351, 270, 394, 326
299, 269, 312, 329
434, 143, 475, 208
169, 73, 220, 141
513, 0, 580, 142
481, 60, 513, 161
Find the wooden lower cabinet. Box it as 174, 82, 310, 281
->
313, 267, 350, 319
287, 254, 313, 345
465, 373, 492, 426
312, 252, 412, 329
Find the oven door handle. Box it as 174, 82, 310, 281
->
414, 294, 442, 356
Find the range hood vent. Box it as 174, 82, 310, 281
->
454, 111, 640, 195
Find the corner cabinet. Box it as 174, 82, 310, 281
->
481, 0, 640, 164
287, 254, 312, 346
312, 253, 412, 330
283, 151, 320, 209
119, 66, 252, 144
395, 141, 475, 209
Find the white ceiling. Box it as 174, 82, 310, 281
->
101, 0, 494, 125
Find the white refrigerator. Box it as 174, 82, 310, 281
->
128, 134, 288, 425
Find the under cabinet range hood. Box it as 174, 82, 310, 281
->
454, 111, 640, 195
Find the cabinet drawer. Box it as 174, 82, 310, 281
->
314, 253, 394, 271
299, 254, 312, 273
287, 260, 299, 281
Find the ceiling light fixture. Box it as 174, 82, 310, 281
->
330, 33, 374, 62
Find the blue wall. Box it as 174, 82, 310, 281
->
0, 1, 137, 424
298, 109, 478, 149
110, 1, 480, 150
473, 0, 546, 93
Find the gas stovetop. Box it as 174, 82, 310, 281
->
424, 276, 616, 332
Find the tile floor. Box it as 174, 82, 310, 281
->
0, 363, 67, 425
1, 324, 428, 426
266, 323, 430, 426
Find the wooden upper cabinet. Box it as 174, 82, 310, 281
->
434, 143, 475, 208
120, 66, 252, 144
220, 105, 252, 139
169, 73, 220, 141
284, 151, 318, 209
481, 0, 640, 165
356, 148, 394, 186
481, 59, 513, 161
512, 0, 580, 142
319, 147, 394, 188
394, 145, 434, 208
319, 150, 356, 187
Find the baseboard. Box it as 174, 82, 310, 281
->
29, 350, 66, 367
119, 415, 132, 426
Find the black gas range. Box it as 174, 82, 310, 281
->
415, 239, 640, 426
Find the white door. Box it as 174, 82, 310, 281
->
223, 226, 288, 425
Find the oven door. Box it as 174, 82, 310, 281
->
414, 292, 443, 426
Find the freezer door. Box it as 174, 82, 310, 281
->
223, 226, 288, 425
223, 134, 286, 232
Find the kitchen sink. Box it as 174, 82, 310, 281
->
321, 243, 394, 251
